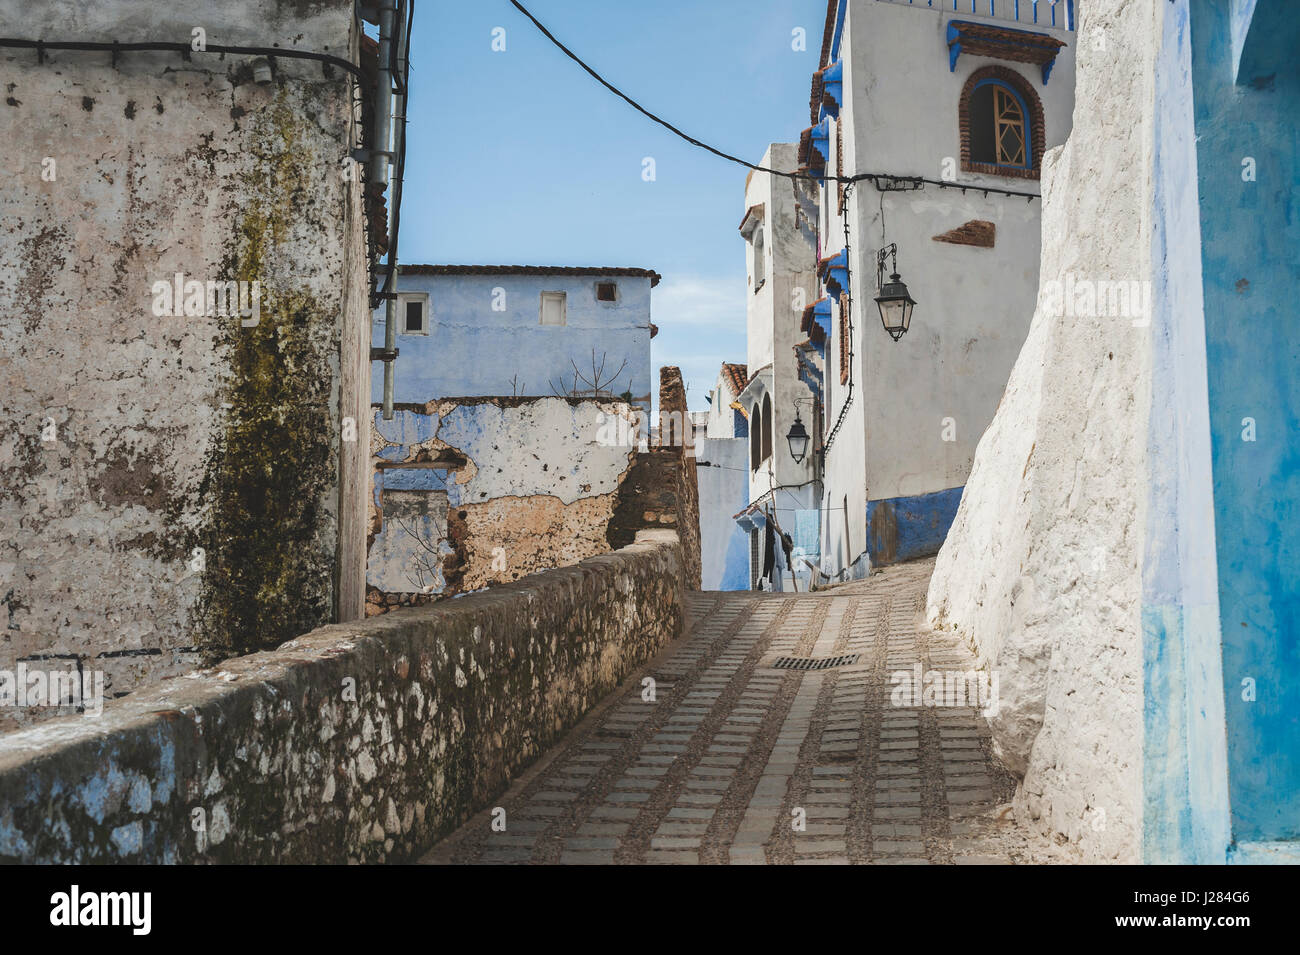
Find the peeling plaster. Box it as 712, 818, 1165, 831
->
366, 398, 639, 605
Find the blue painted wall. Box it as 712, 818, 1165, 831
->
1141, 0, 1232, 866
1192, 0, 1300, 845
866, 486, 964, 565
696, 437, 755, 591
372, 270, 654, 407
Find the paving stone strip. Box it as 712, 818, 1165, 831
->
422, 559, 1033, 865
625, 597, 823, 864
429, 595, 784, 863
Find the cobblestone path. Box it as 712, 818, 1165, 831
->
423, 559, 1049, 865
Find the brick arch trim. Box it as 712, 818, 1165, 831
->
958, 65, 1044, 181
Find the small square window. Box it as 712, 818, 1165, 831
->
596, 282, 617, 302
540, 291, 567, 326
398, 293, 429, 335
404, 300, 424, 333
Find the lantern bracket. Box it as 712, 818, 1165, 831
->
876, 243, 898, 292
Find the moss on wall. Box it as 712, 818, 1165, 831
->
194, 92, 339, 659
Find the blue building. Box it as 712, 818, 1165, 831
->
697, 362, 754, 591
365, 265, 659, 604
372, 265, 660, 408
1144, 0, 1300, 864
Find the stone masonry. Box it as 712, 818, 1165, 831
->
0, 531, 684, 863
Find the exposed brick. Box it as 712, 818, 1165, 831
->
932, 219, 997, 249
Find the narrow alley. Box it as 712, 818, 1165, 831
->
4, 0, 1294, 900
425, 561, 1058, 865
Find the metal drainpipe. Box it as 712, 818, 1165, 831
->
372, 0, 398, 419
385, 1, 410, 421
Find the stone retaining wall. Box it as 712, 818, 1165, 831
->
0, 531, 683, 863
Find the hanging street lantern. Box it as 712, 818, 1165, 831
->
786, 411, 811, 464
874, 242, 916, 341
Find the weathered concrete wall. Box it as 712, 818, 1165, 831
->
926, 0, 1154, 862
366, 397, 639, 611
0, 530, 684, 863
1177, 0, 1296, 861
0, 0, 370, 730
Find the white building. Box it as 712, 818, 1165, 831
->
806, 0, 1076, 576
733, 145, 823, 590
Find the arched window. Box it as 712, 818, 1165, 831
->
761, 394, 773, 462
751, 402, 763, 470
960, 66, 1043, 179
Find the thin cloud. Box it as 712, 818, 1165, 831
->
652, 275, 747, 329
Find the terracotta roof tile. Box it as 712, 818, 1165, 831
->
798, 126, 826, 172
721, 362, 748, 398
947, 20, 1067, 70
809, 69, 825, 125
819, 0, 838, 69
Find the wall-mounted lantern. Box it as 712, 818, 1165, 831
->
874, 242, 916, 341
786, 412, 811, 464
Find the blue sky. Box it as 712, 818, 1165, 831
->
399, 0, 822, 409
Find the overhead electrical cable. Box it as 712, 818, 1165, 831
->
506, 0, 1041, 201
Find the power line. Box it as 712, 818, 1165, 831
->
507, 0, 1041, 201
506, 0, 801, 181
